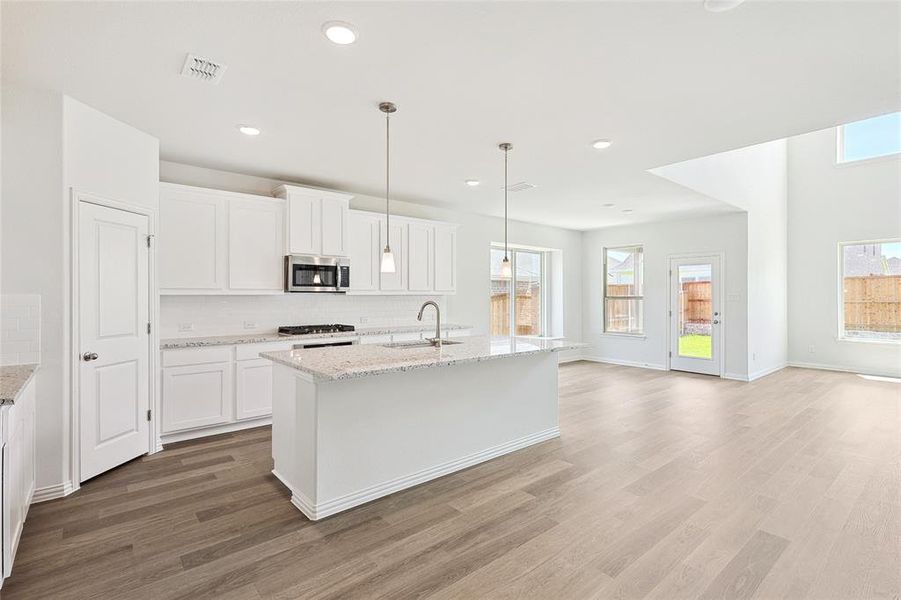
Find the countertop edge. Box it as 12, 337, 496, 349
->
0, 363, 39, 406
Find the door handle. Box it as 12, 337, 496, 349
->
713, 320, 720, 325
82, 352, 99, 361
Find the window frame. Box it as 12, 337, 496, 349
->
837, 238, 901, 345
489, 244, 549, 338
603, 244, 645, 336
836, 113, 901, 166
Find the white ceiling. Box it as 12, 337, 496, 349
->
3, 1, 899, 230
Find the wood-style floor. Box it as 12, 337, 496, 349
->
3, 363, 899, 599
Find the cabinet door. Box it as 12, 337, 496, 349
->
235, 359, 274, 421
228, 197, 284, 291
407, 223, 434, 292
162, 363, 234, 433
320, 197, 349, 257
434, 226, 457, 292
286, 194, 321, 255
379, 220, 408, 291
159, 186, 228, 292
348, 212, 381, 292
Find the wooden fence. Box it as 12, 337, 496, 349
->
680, 281, 711, 324
490, 291, 541, 336
844, 275, 901, 332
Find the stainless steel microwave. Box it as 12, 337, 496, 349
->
285, 255, 350, 293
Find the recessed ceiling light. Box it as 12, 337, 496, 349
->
465, 180, 480, 187
322, 21, 357, 45
622, 209, 633, 214
238, 125, 260, 136
592, 139, 613, 150
603, 203, 615, 207
703, 0, 747, 12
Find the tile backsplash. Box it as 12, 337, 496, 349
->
0, 294, 41, 366
160, 294, 447, 338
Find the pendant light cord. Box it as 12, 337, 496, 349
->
504, 146, 508, 260
385, 109, 390, 247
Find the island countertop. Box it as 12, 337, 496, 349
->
260, 335, 585, 382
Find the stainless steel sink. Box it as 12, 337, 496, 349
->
381, 339, 464, 349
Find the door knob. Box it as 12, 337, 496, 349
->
713, 320, 720, 325
82, 352, 99, 361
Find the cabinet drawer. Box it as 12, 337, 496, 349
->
162, 346, 233, 367
236, 341, 295, 361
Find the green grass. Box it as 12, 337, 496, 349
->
679, 334, 711, 359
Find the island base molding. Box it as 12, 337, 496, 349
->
271, 352, 561, 521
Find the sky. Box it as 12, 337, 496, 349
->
841, 111, 901, 162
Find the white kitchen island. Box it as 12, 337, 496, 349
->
260, 336, 582, 520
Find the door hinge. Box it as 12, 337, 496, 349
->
669, 351, 672, 357
146, 234, 154, 248
668, 310, 672, 317
146, 409, 152, 421
147, 322, 152, 334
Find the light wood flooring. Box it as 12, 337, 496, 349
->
3, 362, 899, 599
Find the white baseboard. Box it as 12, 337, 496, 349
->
787, 361, 901, 378
579, 355, 667, 371
748, 363, 787, 381
31, 480, 77, 504
274, 426, 561, 521
160, 416, 272, 446
722, 372, 749, 381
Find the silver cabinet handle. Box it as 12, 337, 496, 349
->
82, 352, 99, 361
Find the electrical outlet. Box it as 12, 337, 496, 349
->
808, 344, 816, 354
178, 323, 194, 333
243, 321, 257, 330
359, 316, 369, 324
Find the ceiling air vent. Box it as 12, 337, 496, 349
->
504, 182, 536, 193
180, 53, 227, 84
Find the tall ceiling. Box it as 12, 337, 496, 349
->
3, 1, 899, 230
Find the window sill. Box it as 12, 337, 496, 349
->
836, 336, 900, 346
598, 332, 647, 340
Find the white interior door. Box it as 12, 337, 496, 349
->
79, 201, 151, 481
669, 255, 722, 376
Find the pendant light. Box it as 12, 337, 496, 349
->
379, 101, 397, 273
499, 143, 513, 279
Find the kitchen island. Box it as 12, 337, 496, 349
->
260, 336, 582, 520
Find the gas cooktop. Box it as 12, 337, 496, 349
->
278, 324, 355, 336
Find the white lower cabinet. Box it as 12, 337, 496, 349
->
235, 359, 274, 421
161, 362, 234, 433
1, 374, 36, 587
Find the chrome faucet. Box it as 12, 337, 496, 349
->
417, 301, 442, 347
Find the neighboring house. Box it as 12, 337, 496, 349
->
844, 243, 901, 277
606, 254, 635, 285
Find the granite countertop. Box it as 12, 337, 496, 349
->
160, 323, 472, 350
260, 335, 586, 382
0, 364, 38, 405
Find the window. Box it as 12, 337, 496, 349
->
604, 245, 644, 334
490, 246, 547, 336
837, 112, 901, 163
840, 240, 901, 342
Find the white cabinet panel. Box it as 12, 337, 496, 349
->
348, 212, 381, 292
228, 197, 284, 291
235, 359, 274, 421
407, 223, 433, 292
379, 220, 407, 291
320, 197, 349, 257
285, 192, 320, 255
434, 226, 457, 293
162, 362, 233, 433
159, 185, 227, 292
2, 377, 35, 581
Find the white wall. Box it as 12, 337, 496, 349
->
1, 90, 159, 492
582, 213, 749, 378
158, 161, 584, 357
651, 140, 788, 379
787, 127, 901, 376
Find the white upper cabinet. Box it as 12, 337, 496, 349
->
160, 183, 284, 295
407, 222, 434, 292
347, 209, 457, 295
274, 185, 351, 257
228, 196, 284, 291
347, 211, 381, 292
159, 184, 228, 292
434, 225, 457, 292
